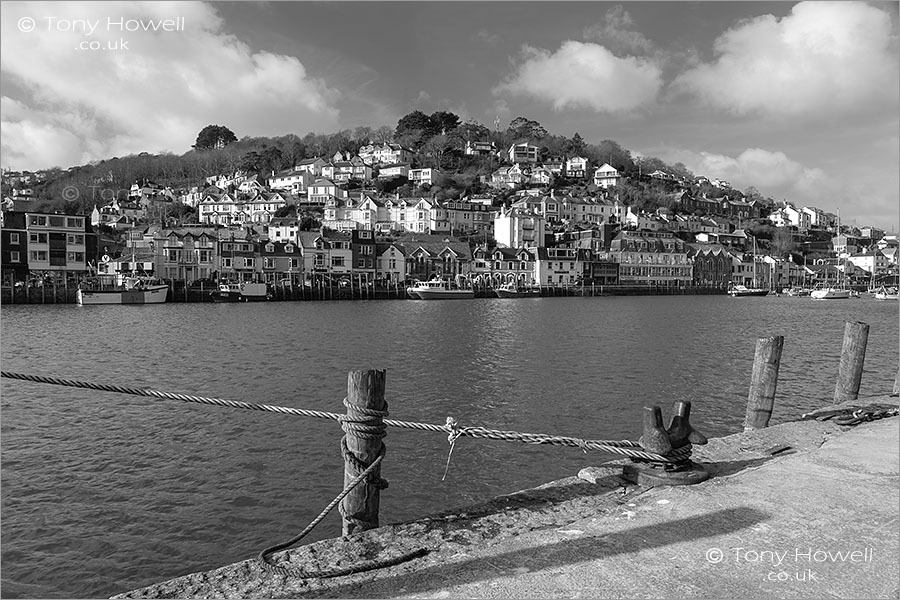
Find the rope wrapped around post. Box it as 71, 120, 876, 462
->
0, 371, 691, 463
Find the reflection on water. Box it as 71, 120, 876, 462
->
1, 296, 897, 597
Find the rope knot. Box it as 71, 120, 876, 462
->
445, 416, 462, 444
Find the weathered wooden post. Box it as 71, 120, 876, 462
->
340, 369, 387, 536
744, 335, 785, 431
833, 321, 869, 404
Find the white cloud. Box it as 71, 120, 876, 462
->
671, 1, 900, 118
583, 6, 654, 55
0, 1, 340, 170
494, 41, 662, 113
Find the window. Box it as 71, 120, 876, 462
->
244, 258, 254, 268
265, 243, 275, 253
30, 233, 48, 244
264, 258, 275, 269
222, 258, 233, 269
48, 216, 64, 227
167, 249, 180, 261
360, 230, 372, 239
10, 251, 21, 263
357, 259, 366, 268
67, 252, 85, 263
9, 233, 19, 244
67, 234, 85, 245
285, 244, 294, 253
362, 246, 373, 255
290, 258, 299, 269
30, 250, 48, 261
198, 250, 211, 263
29, 215, 47, 226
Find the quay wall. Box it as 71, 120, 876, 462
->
116, 394, 900, 599
0, 281, 725, 305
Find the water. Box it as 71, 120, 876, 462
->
1, 296, 897, 598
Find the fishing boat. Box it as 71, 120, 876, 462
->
873, 286, 899, 301
408, 275, 474, 300
211, 282, 270, 302
76, 275, 168, 305
494, 282, 521, 298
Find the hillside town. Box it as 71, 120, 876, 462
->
1, 133, 897, 298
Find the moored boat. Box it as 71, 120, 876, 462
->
727, 284, 769, 297
494, 282, 521, 299
873, 286, 899, 301
810, 285, 851, 300
76, 275, 168, 305
785, 287, 811, 297
211, 282, 270, 302
408, 275, 474, 300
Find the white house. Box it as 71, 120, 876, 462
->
494, 206, 546, 248
593, 163, 620, 188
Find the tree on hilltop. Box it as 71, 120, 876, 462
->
193, 125, 237, 150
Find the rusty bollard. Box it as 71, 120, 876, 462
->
625, 401, 710, 487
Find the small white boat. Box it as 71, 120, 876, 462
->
494, 282, 521, 299
727, 284, 769, 297
873, 286, 899, 301
76, 275, 168, 305
810, 285, 851, 300
785, 287, 811, 297
408, 276, 474, 300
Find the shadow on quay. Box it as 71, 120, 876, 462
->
308, 507, 770, 599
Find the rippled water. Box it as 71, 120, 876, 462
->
1, 296, 897, 598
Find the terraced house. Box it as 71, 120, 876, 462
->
610, 230, 693, 287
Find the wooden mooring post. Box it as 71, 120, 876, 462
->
743, 335, 784, 431
340, 369, 387, 536
833, 321, 869, 404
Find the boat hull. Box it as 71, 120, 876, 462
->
76, 285, 169, 305
414, 289, 475, 300
727, 286, 769, 297
210, 291, 242, 303
810, 288, 851, 300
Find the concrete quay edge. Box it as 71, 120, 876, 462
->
115, 396, 900, 599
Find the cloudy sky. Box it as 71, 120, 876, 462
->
1, 1, 898, 230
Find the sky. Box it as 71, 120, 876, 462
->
1, 1, 898, 231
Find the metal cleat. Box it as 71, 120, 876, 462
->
666, 401, 708, 448
626, 403, 710, 487
639, 406, 673, 456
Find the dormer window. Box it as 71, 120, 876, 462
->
266, 243, 275, 253
285, 244, 294, 253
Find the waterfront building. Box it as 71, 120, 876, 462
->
383, 196, 450, 235
350, 229, 376, 279
609, 230, 693, 287
261, 239, 302, 286
154, 227, 219, 282
400, 236, 472, 281
0, 211, 96, 288
298, 230, 352, 283
533, 246, 590, 285
687, 244, 733, 288
471, 245, 535, 287
375, 241, 408, 284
